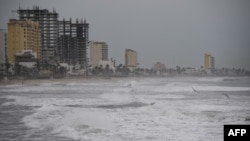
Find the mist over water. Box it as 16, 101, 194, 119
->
0, 77, 250, 141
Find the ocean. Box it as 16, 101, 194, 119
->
0, 76, 250, 141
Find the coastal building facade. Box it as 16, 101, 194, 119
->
0, 29, 7, 64
204, 53, 215, 72
153, 62, 166, 72
89, 41, 108, 67
18, 6, 59, 63
0, 29, 7, 75
58, 18, 89, 66
7, 19, 41, 64
98, 59, 116, 72
125, 49, 137, 71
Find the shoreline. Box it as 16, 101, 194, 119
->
1, 75, 249, 86
0, 76, 146, 86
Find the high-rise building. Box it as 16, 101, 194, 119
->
0, 29, 7, 64
17, 6, 59, 63
58, 18, 89, 66
89, 41, 108, 67
204, 53, 215, 70
125, 49, 137, 71
204, 54, 210, 69
7, 19, 41, 64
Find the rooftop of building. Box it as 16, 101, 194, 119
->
125, 49, 136, 52
18, 5, 58, 13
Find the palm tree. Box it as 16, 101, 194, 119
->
104, 64, 110, 74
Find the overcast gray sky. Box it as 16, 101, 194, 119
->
1, 0, 250, 69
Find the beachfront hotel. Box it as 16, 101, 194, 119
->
7, 19, 41, 64
204, 53, 215, 73
125, 49, 137, 71
89, 41, 108, 67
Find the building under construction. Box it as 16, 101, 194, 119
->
17, 6, 59, 63
58, 18, 89, 66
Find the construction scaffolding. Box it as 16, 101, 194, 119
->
17, 6, 59, 63
58, 18, 89, 66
